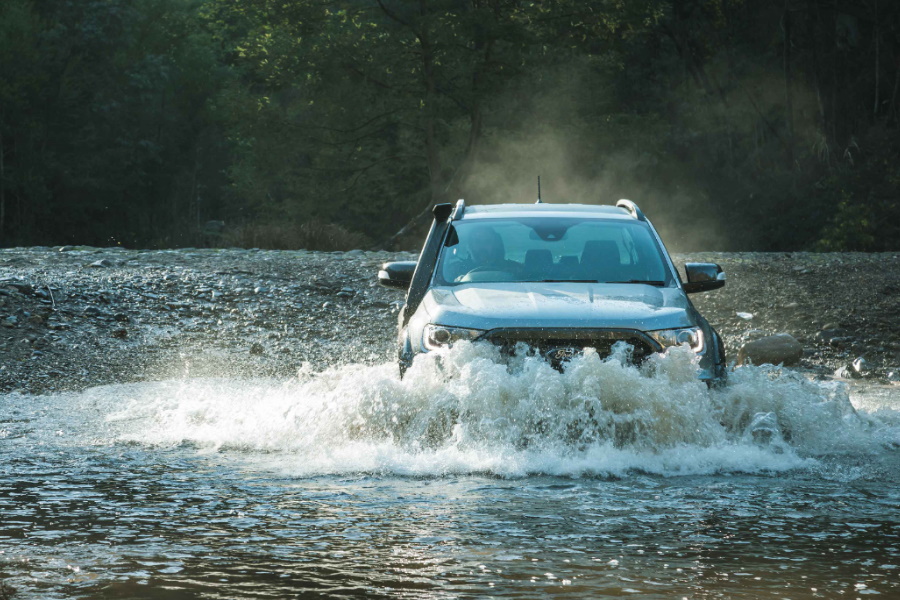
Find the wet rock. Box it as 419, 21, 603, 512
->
737, 333, 803, 366
816, 327, 850, 344
2, 316, 18, 328
112, 328, 128, 339
851, 357, 870, 376
887, 371, 900, 385
5, 280, 34, 295
114, 313, 130, 323
817, 327, 854, 348
742, 329, 769, 342
834, 365, 855, 379
249, 342, 265, 355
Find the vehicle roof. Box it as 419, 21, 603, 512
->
457, 203, 638, 221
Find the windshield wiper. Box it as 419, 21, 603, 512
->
539, 279, 599, 283
605, 280, 667, 286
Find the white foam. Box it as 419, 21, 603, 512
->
97, 343, 900, 478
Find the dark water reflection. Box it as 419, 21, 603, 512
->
2, 446, 899, 599
2, 376, 900, 599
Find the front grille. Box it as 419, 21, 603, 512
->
482, 328, 660, 367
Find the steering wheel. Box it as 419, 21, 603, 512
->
465, 266, 501, 275
457, 266, 518, 283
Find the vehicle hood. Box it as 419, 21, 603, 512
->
421, 282, 695, 331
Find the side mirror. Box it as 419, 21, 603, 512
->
683, 263, 725, 294
378, 261, 417, 290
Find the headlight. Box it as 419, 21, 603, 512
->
423, 324, 485, 350
648, 327, 705, 353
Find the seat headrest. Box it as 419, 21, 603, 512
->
581, 240, 620, 265
524, 249, 553, 266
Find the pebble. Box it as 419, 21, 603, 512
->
737, 333, 803, 366
2, 247, 897, 394
7, 281, 34, 295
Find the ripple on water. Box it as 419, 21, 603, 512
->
2, 344, 899, 599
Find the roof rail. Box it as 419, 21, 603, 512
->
452, 198, 466, 219
616, 199, 645, 221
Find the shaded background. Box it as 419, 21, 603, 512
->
0, 0, 898, 252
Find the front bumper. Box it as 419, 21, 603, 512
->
403, 326, 724, 382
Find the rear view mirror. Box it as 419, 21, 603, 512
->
683, 263, 725, 294
378, 261, 417, 290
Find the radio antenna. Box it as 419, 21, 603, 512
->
536, 176, 543, 204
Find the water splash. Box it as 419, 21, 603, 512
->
101, 343, 900, 478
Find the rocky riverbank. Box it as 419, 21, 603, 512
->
1, 247, 898, 394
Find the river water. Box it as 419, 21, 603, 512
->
2, 344, 899, 599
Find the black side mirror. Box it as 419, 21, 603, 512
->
683, 262, 725, 294
378, 261, 417, 290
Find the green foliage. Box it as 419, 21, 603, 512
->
0, 0, 232, 247
1, 0, 898, 250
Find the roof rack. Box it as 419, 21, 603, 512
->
616, 199, 645, 221
452, 198, 466, 219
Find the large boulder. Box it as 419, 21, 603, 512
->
737, 333, 803, 366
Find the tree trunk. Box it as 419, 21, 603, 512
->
418, 0, 443, 208
831, 0, 839, 144
808, 0, 827, 137
873, 0, 880, 117
783, 1, 795, 164
890, 63, 900, 122
376, 18, 493, 250
0, 126, 5, 246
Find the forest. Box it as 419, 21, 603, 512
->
0, 0, 898, 252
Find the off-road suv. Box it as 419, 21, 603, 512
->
378, 200, 727, 383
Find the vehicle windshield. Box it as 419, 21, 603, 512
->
434, 217, 672, 286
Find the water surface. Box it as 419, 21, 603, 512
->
2, 345, 899, 598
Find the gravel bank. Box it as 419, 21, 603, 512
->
1, 247, 898, 394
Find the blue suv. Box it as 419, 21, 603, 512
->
378, 200, 727, 383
